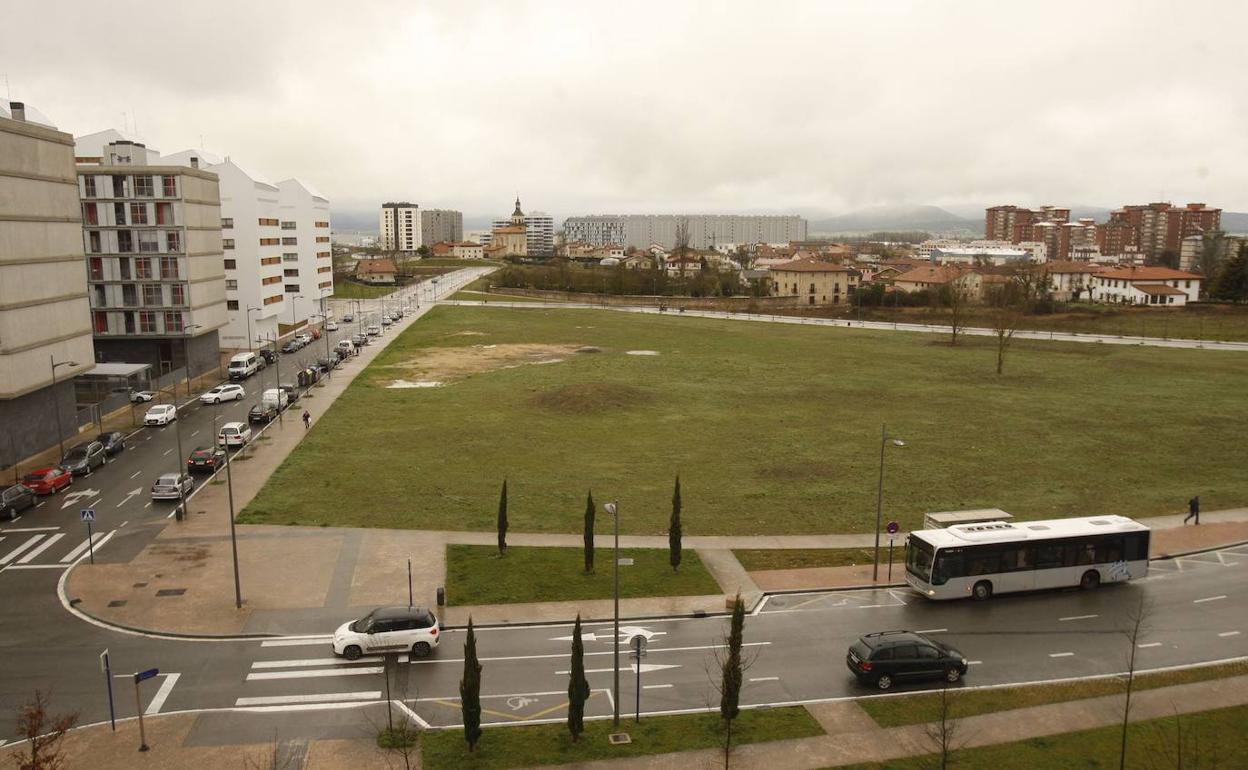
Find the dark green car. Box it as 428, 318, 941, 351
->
847, 630, 968, 691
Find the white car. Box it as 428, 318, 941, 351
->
201, 384, 245, 404
144, 404, 177, 426
332, 606, 440, 660
365, 325, 380, 336
325, 321, 338, 331
130, 390, 156, 403
151, 472, 193, 501
295, 333, 313, 346
217, 421, 252, 448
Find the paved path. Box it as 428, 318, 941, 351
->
445, 299, 1248, 352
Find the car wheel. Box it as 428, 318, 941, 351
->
875, 674, 894, 691
972, 581, 993, 601
5, 506, 15, 521
343, 645, 362, 661
412, 641, 432, 658
1080, 570, 1101, 591
945, 667, 962, 683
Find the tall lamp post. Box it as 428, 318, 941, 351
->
604, 501, 621, 727
49, 357, 78, 462
873, 424, 907, 583
290, 295, 304, 333
244, 307, 260, 352
213, 404, 244, 609
180, 323, 202, 400
319, 289, 333, 376
262, 333, 283, 424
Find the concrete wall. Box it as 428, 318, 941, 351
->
0, 379, 79, 469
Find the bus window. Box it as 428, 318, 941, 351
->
1035, 543, 1064, 569
1095, 536, 1123, 563
1125, 532, 1149, 560
906, 537, 935, 581
966, 549, 999, 576
932, 551, 962, 585
1071, 542, 1096, 565
999, 545, 1032, 572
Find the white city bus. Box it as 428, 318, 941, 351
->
904, 515, 1150, 601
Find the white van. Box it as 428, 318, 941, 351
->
228, 352, 260, 380
336, 339, 355, 356
261, 388, 289, 410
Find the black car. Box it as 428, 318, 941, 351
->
279, 383, 300, 404
97, 431, 126, 456
2, 484, 37, 520
249, 403, 278, 424
258, 348, 277, 364
847, 631, 968, 691
342, 314, 354, 323
185, 446, 226, 473
352, 334, 368, 347
61, 441, 107, 476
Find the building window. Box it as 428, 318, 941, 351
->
116, 228, 133, 251
260, 256, 280, 266
262, 275, 281, 286
143, 284, 163, 305
93, 311, 108, 334
122, 284, 137, 306
221, 217, 234, 229
223, 238, 235, 250
259, 238, 280, 246
281, 221, 296, 230
88, 257, 103, 281
162, 176, 177, 197
130, 203, 148, 225
164, 311, 184, 332
135, 258, 153, 279
166, 232, 181, 252
83, 202, 98, 225
282, 237, 297, 245
227, 300, 240, 311
284, 268, 299, 277
135, 175, 154, 197
258, 218, 279, 227
118, 258, 131, 280
263, 294, 282, 306
155, 202, 173, 225
283, 253, 299, 262
224, 259, 237, 270
284, 284, 300, 293
318, 280, 332, 289
138, 232, 160, 253
112, 175, 126, 197
318, 265, 331, 274
316, 236, 329, 243
139, 311, 158, 333
83, 176, 97, 197
114, 201, 127, 225
225, 279, 238, 291
88, 231, 101, 253
315, 221, 329, 228
160, 256, 179, 279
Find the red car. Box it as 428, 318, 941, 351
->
22, 467, 73, 495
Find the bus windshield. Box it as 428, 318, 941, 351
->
906, 536, 934, 581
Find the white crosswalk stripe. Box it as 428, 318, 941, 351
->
0, 535, 45, 565
59, 532, 111, 563
16, 533, 66, 564
247, 666, 383, 681
235, 691, 381, 707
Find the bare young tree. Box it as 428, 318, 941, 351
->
923, 682, 963, 770
1120, 594, 1150, 770
12, 690, 77, 770
940, 269, 971, 346
242, 733, 303, 770
362, 653, 422, 770
987, 265, 1044, 375
675, 218, 692, 279
705, 594, 757, 770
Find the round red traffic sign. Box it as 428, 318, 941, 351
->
886, 521, 900, 535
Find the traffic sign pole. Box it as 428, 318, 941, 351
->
81, 508, 97, 564
100, 649, 115, 732
885, 521, 900, 583
132, 668, 158, 752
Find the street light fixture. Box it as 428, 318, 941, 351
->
873, 423, 907, 583
604, 500, 621, 727
49, 357, 77, 462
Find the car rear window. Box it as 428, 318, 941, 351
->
870, 647, 894, 661
23, 473, 48, 483
850, 640, 871, 660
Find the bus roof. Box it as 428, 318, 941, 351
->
911, 515, 1148, 549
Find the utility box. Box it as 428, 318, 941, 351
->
922, 508, 1013, 530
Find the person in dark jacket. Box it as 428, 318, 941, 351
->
1184, 495, 1200, 525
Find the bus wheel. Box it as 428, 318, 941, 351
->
1080, 570, 1101, 591
972, 581, 993, 601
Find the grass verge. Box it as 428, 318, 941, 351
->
420, 706, 822, 770
330, 282, 399, 300
859, 659, 1248, 727
444, 545, 722, 605
842, 702, 1248, 770
735, 548, 900, 571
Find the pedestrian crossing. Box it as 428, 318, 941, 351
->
233, 643, 408, 710
0, 527, 116, 572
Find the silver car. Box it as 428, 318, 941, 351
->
151, 473, 193, 501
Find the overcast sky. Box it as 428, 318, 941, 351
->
6, 0, 1247, 223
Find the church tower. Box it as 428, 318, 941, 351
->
511, 196, 525, 226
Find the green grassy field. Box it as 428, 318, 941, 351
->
329, 281, 399, 299
445, 545, 721, 605
420, 706, 822, 769
842, 703, 1248, 770
240, 306, 1248, 536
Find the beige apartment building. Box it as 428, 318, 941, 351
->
768, 259, 860, 305
0, 102, 96, 462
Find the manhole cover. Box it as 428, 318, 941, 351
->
108, 600, 128, 607
608, 733, 632, 745
155, 588, 186, 597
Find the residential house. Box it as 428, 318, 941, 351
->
1043, 261, 1101, 302
451, 241, 483, 260
893, 265, 983, 299
768, 259, 860, 305
430, 241, 454, 258
621, 253, 654, 270
356, 258, 398, 285
1091, 266, 1201, 306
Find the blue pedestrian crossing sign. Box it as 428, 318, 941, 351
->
135, 668, 159, 683
80, 508, 96, 523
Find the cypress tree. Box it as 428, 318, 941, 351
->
497, 479, 508, 555
669, 475, 683, 572
583, 490, 595, 574
460, 617, 482, 752
567, 614, 589, 742
720, 593, 745, 762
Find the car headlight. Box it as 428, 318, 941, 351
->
961, 658, 968, 665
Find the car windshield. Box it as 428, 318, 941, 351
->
906, 535, 935, 582
63, 448, 87, 461
350, 610, 377, 633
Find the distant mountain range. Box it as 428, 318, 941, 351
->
808, 205, 977, 236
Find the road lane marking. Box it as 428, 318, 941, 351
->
1194, 595, 1228, 603
60, 533, 105, 563
643, 684, 674, 690
1219, 631, 1241, 638
16, 533, 65, 564
246, 667, 383, 681
1060, 615, 1098, 621
1137, 643, 1162, 648
145, 673, 180, 715
4, 564, 69, 570
251, 656, 406, 669
163, 449, 172, 457
120, 521, 129, 528
260, 636, 333, 648
749, 677, 779, 683
235, 691, 381, 707
915, 628, 947, 634
967, 660, 983, 665
414, 641, 772, 666
144, 502, 151, 508
190, 431, 199, 437
130, 471, 141, 479
0, 535, 46, 565
1049, 652, 1075, 658
0, 527, 59, 533
391, 699, 432, 729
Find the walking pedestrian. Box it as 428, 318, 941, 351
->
1184, 495, 1200, 525
302, 410, 311, 430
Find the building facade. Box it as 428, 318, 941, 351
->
485, 199, 530, 257
278, 179, 333, 326
379, 202, 419, 252
1, 102, 96, 462
420, 209, 463, 247
564, 214, 807, 250
984, 205, 1070, 242
76, 140, 226, 376
1099, 203, 1221, 261
1091, 266, 1202, 306
768, 259, 860, 305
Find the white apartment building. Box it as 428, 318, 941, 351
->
564, 214, 807, 250
279, 178, 333, 326
485, 209, 553, 256
1091, 267, 1202, 306
1, 101, 96, 460
380, 202, 419, 252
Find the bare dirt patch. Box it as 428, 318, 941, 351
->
391, 343, 582, 385
530, 383, 651, 414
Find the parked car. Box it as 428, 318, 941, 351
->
248, 403, 278, 424
381, 316, 392, 326
2, 484, 37, 520
258, 348, 277, 364
296, 333, 313, 345
332, 606, 440, 660
21, 467, 72, 495
352, 334, 368, 347
336, 340, 356, 356
342, 314, 354, 323
217, 421, 252, 448
846, 631, 969, 691
310, 328, 322, 340
97, 431, 126, 456
144, 404, 177, 426
129, 389, 156, 403
365, 325, 380, 336
279, 383, 300, 404
186, 446, 226, 473
325, 321, 339, 331
61, 441, 107, 476
281, 340, 300, 354
201, 384, 246, 404
150, 473, 194, 501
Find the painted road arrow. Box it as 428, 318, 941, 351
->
549, 626, 667, 643
60, 489, 102, 510
557, 663, 681, 675
115, 488, 142, 508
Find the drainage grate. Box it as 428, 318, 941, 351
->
108, 600, 128, 607
608, 733, 632, 745
132, 582, 148, 588
155, 588, 186, 597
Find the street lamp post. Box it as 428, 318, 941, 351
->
873, 423, 907, 582
180, 323, 202, 400
265, 333, 283, 424
244, 307, 260, 352
49, 357, 77, 462
216, 403, 243, 609
604, 501, 621, 727
171, 389, 187, 521
291, 295, 304, 333
320, 290, 332, 377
